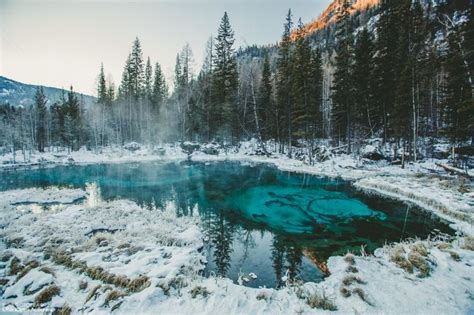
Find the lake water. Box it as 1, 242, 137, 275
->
0, 161, 454, 288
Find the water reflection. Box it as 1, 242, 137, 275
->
0, 161, 455, 288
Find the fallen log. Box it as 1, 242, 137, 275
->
435, 163, 473, 179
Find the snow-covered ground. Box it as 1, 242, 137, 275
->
1, 140, 473, 314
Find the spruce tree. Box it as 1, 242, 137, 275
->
373, 0, 400, 143
309, 48, 323, 140
352, 28, 374, 137
212, 12, 238, 142
129, 37, 145, 99
145, 57, 153, 100
97, 63, 108, 104
258, 54, 273, 140
292, 18, 313, 141
276, 9, 294, 154
34, 86, 47, 152
331, 0, 354, 152
152, 62, 168, 110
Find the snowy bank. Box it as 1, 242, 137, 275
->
0, 186, 204, 313
1, 184, 473, 314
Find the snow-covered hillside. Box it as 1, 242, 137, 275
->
0, 76, 95, 108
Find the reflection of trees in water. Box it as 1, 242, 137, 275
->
208, 211, 234, 277
271, 236, 285, 287
235, 228, 257, 265
271, 235, 303, 287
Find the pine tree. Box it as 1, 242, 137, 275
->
331, 0, 354, 152
212, 12, 238, 142
34, 86, 47, 152
276, 9, 294, 154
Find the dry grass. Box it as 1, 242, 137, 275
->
306, 291, 337, 311
448, 251, 461, 261
390, 246, 414, 274
407, 252, 430, 278
105, 290, 126, 305
15, 260, 40, 281
340, 287, 351, 298
34, 285, 61, 307
40, 266, 56, 276
111, 301, 124, 312
346, 266, 358, 273
9, 257, 23, 276
85, 285, 101, 303
352, 287, 372, 305
461, 236, 474, 251
342, 275, 366, 286
256, 291, 270, 301
436, 242, 452, 250
158, 275, 188, 294
128, 275, 150, 293
410, 242, 429, 257
190, 286, 210, 299
79, 280, 88, 291
53, 304, 72, 315
344, 253, 355, 265
0, 251, 13, 262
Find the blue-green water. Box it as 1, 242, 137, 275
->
0, 161, 454, 288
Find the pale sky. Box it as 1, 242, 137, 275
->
0, 0, 331, 95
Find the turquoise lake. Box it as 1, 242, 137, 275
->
0, 161, 454, 288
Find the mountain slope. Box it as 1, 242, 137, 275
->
291, 0, 380, 39
0, 76, 95, 107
